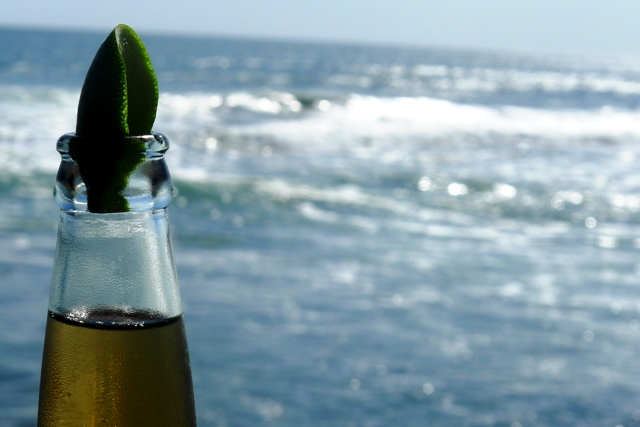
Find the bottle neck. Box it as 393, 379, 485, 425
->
49, 208, 182, 325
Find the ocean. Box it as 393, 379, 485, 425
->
2, 26, 640, 426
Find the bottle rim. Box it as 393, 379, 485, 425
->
53, 131, 174, 212
56, 132, 170, 157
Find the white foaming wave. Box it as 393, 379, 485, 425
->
156, 91, 302, 130
7, 86, 640, 180
0, 86, 78, 176
157, 93, 222, 127
239, 95, 640, 146
79, 90, 640, 152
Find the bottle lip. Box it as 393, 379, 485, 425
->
54, 131, 174, 212
56, 131, 170, 156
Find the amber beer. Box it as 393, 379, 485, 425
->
38, 133, 196, 427
38, 312, 195, 427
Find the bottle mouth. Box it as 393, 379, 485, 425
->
56, 132, 170, 158
54, 131, 174, 212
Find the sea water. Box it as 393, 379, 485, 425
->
2, 27, 640, 426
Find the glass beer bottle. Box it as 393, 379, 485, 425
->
37, 132, 196, 427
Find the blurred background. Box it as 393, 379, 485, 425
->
3, 1, 640, 426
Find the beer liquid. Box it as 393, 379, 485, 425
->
38, 311, 196, 427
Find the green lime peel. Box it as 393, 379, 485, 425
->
71, 24, 159, 213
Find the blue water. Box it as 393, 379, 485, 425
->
3, 27, 640, 426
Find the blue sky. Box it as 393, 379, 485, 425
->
4, 0, 640, 56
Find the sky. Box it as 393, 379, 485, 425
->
3, 0, 640, 56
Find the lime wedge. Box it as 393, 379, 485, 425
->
72, 24, 159, 213
76, 24, 158, 136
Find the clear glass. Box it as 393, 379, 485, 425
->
38, 133, 196, 427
